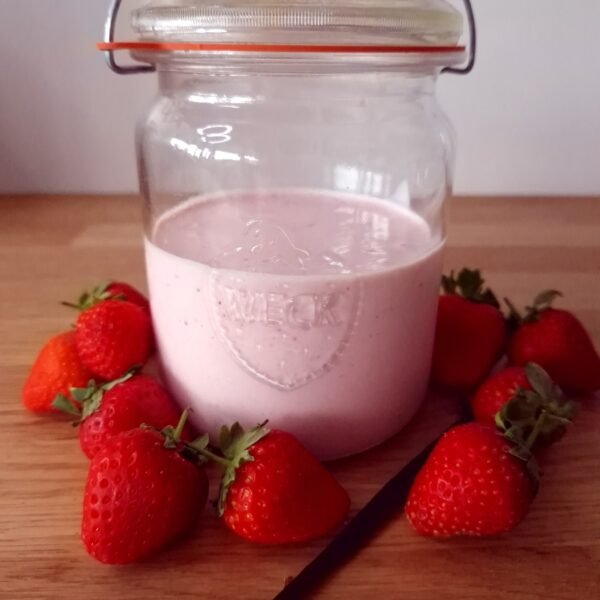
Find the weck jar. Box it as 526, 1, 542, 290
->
101, 0, 476, 459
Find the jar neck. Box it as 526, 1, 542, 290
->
156, 66, 440, 100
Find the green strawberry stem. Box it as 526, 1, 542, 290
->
495, 363, 576, 452
182, 421, 272, 515
524, 410, 547, 450
504, 289, 563, 328
494, 362, 577, 494
172, 409, 188, 441
143, 415, 272, 504
190, 444, 230, 468
51, 370, 136, 423
156, 411, 231, 469
183, 422, 269, 470
160, 409, 192, 448
61, 282, 125, 311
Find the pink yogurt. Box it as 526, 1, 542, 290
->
145, 190, 443, 459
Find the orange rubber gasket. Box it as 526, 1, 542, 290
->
98, 41, 466, 54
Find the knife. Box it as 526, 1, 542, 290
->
273, 420, 462, 600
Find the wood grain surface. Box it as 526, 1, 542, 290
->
0, 195, 599, 600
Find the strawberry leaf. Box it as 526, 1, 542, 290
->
532, 289, 562, 310
65, 372, 135, 423
525, 363, 554, 401
61, 282, 113, 311
52, 393, 82, 417
440, 268, 500, 308
216, 422, 270, 516
70, 385, 94, 404
496, 363, 577, 451
441, 271, 457, 295
521, 289, 563, 323
506, 290, 563, 326
219, 425, 232, 453
190, 433, 210, 451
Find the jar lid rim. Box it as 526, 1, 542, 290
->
132, 1, 463, 47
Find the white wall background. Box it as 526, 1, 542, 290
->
1, 0, 599, 196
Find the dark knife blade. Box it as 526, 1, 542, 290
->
273, 421, 461, 600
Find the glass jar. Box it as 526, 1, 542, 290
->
102, 0, 474, 459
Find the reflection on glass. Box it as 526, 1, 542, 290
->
334, 165, 386, 197
188, 94, 254, 105
169, 137, 258, 164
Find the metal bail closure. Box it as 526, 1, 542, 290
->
442, 0, 476, 75
103, 0, 476, 76
104, 0, 155, 74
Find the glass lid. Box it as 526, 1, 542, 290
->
131, 0, 464, 47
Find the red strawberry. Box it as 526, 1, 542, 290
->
106, 282, 150, 312
507, 290, 600, 395
431, 268, 506, 391
22, 332, 92, 413
81, 413, 208, 564
74, 300, 154, 380
406, 423, 537, 537
471, 363, 576, 449
53, 372, 186, 459
471, 366, 529, 424
203, 423, 350, 544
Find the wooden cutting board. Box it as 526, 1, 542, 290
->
1, 195, 598, 599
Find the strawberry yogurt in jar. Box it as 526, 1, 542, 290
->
102, 0, 475, 459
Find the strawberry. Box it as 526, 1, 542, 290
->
53, 372, 186, 459
431, 268, 506, 391
65, 282, 149, 313
74, 299, 154, 380
200, 423, 350, 544
406, 423, 537, 537
471, 363, 576, 450
507, 290, 600, 395
81, 413, 208, 564
471, 366, 529, 424
22, 332, 92, 413
105, 282, 150, 312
